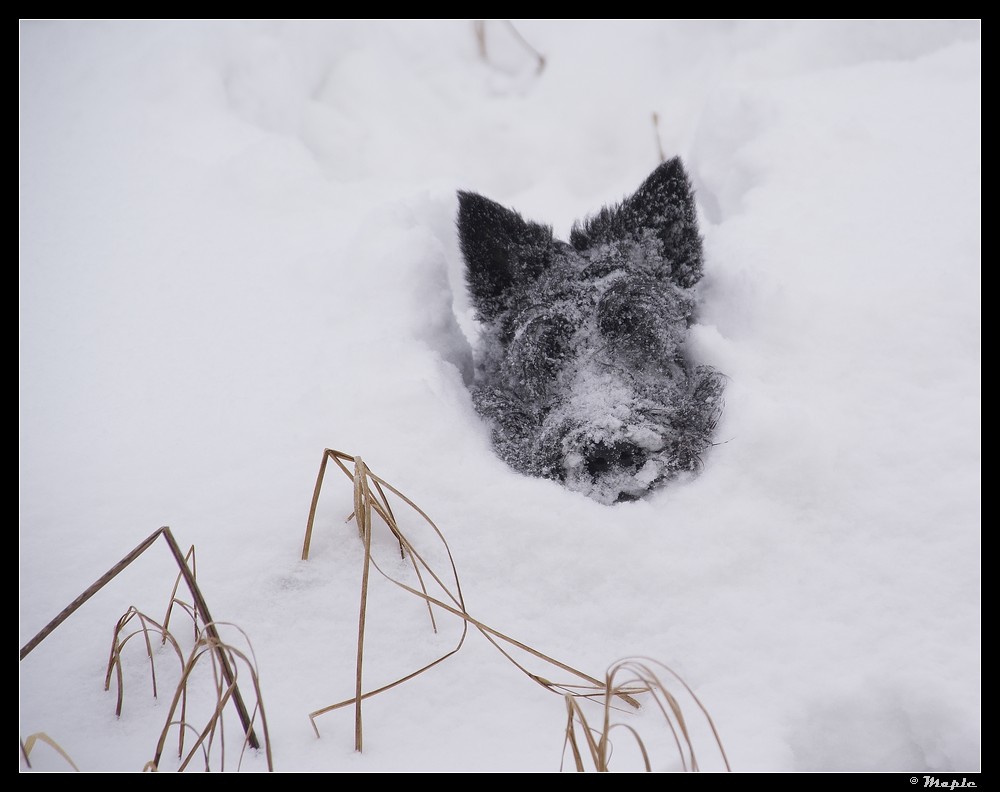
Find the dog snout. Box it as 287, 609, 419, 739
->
584, 441, 646, 478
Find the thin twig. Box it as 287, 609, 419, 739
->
504, 21, 546, 74
20, 732, 80, 772
652, 112, 666, 164
20, 526, 260, 752
303, 447, 640, 748
473, 20, 546, 75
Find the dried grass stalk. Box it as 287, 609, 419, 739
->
561, 656, 730, 772
20, 526, 261, 753
149, 622, 273, 772
302, 448, 641, 752
105, 607, 186, 714
652, 112, 666, 163
162, 545, 199, 643
471, 20, 546, 74
504, 21, 546, 74
20, 732, 80, 772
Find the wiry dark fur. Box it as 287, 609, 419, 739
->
458, 158, 724, 504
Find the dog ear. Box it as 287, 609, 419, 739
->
569, 157, 703, 288
458, 191, 554, 320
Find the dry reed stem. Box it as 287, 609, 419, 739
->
471, 20, 546, 74
20, 526, 261, 753
353, 456, 373, 753
504, 21, 546, 74
305, 451, 471, 738
147, 722, 211, 772
104, 607, 186, 719
561, 656, 730, 772
149, 622, 272, 772
370, 476, 437, 630
473, 21, 487, 58
302, 448, 640, 750
608, 657, 730, 771
652, 112, 667, 164
162, 545, 199, 643
20, 732, 80, 772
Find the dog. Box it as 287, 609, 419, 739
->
457, 157, 724, 504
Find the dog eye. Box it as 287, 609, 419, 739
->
597, 284, 651, 340
523, 316, 573, 369
505, 314, 574, 398
536, 318, 572, 362
597, 279, 692, 358
598, 300, 641, 338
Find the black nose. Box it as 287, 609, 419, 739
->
585, 442, 645, 477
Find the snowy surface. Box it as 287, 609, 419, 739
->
19, 20, 980, 773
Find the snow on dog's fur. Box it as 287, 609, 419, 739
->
458, 158, 724, 504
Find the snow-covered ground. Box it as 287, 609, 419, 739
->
19, 20, 980, 773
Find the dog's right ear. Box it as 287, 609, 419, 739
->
569, 157, 703, 289
458, 191, 553, 320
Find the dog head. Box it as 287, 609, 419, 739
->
458, 158, 724, 504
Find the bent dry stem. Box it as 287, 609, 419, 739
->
301, 447, 644, 753
20, 525, 267, 768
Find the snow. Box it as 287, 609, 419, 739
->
19, 20, 980, 773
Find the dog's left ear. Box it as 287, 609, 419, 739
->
570, 157, 704, 288
458, 191, 554, 320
